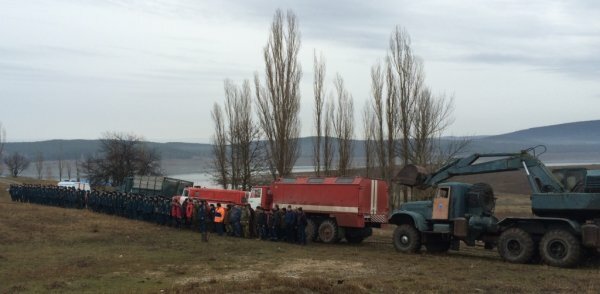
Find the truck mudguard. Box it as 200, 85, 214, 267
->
498, 217, 582, 235
389, 211, 428, 232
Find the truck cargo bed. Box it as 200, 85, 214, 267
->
531, 193, 600, 221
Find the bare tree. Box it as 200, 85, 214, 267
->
370, 26, 423, 206
223, 79, 264, 190
136, 146, 162, 176
411, 88, 466, 169
211, 103, 229, 189
255, 9, 302, 179
81, 132, 161, 187
323, 98, 335, 176
57, 144, 64, 181
312, 51, 326, 177
388, 26, 421, 171
384, 59, 398, 186
238, 81, 265, 190
75, 158, 81, 181
66, 161, 72, 180
434, 137, 471, 168
333, 74, 354, 176
371, 62, 388, 179
45, 165, 53, 180
4, 152, 30, 177
35, 152, 44, 179
224, 80, 241, 188
362, 101, 376, 178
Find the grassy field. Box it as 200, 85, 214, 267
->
1, 178, 600, 293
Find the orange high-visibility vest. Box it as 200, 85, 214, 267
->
171, 202, 182, 219
214, 207, 225, 223
186, 202, 194, 219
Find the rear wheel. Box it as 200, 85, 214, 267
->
393, 225, 421, 253
539, 230, 582, 268
305, 219, 317, 242
498, 228, 535, 264
318, 219, 340, 244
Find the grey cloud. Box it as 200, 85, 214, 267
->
0, 62, 59, 78
0, 61, 136, 86
460, 53, 537, 65
459, 53, 600, 79
0, 45, 107, 60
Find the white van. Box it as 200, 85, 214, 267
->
58, 181, 91, 191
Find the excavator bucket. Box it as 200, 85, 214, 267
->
394, 164, 429, 187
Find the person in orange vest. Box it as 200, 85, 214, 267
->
171, 198, 182, 228
214, 203, 225, 236
186, 199, 195, 228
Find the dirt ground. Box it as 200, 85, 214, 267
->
1, 177, 599, 293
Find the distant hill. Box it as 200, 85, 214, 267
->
467, 120, 600, 164
485, 120, 600, 144
3, 120, 600, 166
3, 140, 212, 161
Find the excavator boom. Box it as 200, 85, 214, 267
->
395, 147, 564, 193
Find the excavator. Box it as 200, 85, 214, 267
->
389, 146, 600, 267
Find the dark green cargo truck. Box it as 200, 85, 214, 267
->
390, 146, 600, 267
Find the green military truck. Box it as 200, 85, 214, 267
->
121, 176, 193, 197
389, 146, 600, 267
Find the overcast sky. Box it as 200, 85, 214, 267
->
1, 0, 599, 142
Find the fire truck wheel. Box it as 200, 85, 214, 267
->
318, 219, 340, 244
498, 228, 535, 264
393, 224, 421, 253
539, 229, 582, 268
306, 219, 318, 242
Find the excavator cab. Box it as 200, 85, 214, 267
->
552, 168, 600, 193
432, 186, 451, 220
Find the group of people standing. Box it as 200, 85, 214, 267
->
170, 198, 308, 245
8, 184, 309, 245
233, 204, 309, 245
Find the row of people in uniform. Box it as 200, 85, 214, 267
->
9, 184, 86, 209
8, 184, 308, 244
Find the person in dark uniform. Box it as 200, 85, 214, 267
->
208, 204, 216, 233
285, 206, 296, 243
296, 207, 307, 245
270, 205, 280, 241
198, 200, 208, 242
256, 206, 267, 240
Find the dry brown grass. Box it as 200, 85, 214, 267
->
1, 177, 600, 293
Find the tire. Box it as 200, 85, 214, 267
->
305, 219, 317, 242
318, 219, 340, 244
425, 240, 451, 253
393, 224, 421, 253
539, 230, 582, 268
498, 228, 535, 264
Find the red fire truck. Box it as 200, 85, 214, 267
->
250, 177, 389, 244
181, 187, 249, 206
